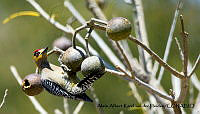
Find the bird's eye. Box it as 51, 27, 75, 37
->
34, 52, 40, 57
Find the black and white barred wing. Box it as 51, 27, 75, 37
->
41, 79, 93, 102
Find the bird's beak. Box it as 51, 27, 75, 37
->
42, 47, 48, 54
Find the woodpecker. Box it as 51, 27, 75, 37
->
33, 47, 93, 102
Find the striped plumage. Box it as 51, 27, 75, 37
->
33, 47, 93, 102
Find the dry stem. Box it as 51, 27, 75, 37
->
10, 65, 47, 114
0, 89, 8, 108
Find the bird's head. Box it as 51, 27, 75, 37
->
33, 47, 48, 66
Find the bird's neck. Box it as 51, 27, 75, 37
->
36, 59, 51, 71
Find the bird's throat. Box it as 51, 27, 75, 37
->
36, 59, 51, 70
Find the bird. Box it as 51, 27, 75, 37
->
32, 47, 93, 102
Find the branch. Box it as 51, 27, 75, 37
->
115, 41, 133, 74
0, 89, 8, 108
131, 0, 151, 72
73, 101, 84, 114
156, 0, 183, 83
174, 37, 184, 61
10, 65, 47, 114
64, 0, 125, 69
189, 61, 200, 92
27, 0, 99, 56
128, 36, 185, 79
63, 98, 70, 114
180, 15, 189, 76
84, 0, 135, 73
85, 0, 107, 21
189, 54, 200, 77
105, 68, 174, 102
177, 15, 190, 103
54, 109, 63, 114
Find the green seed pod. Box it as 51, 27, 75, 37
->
52, 36, 72, 51
61, 47, 86, 72
106, 17, 132, 41
81, 56, 105, 77
22, 74, 43, 96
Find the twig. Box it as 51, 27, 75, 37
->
10, 65, 48, 114
27, 0, 99, 56
174, 37, 184, 61
72, 23, 89, 48
156, 0, 183, 83
54, 109, 63, 114
115, 41, 133, 74
63, 98, 70, 114
180, 15, 189, 76
131, 0, 151, 72
152, 94, 173, 113
128, 36, 185, 79
171, 75, 181, 98
85, 0, 145, 80
106, 68, 174, 101
177, 15, 189, 103
73, 101, 84, 114
84, 0, 137, 73
188, 61, 200, 96
85, 0, 107, 21
67, 16, 76, 25
64, 0, 125, 68
0, 89, 8, 108
90, 87, 104, 114
84, 28, 93, 56
189, 54, 200, 77
128, 82, 143, 104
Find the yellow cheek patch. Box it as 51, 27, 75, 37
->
33, 54, 43, 62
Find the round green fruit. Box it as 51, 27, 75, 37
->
106, 17, 132, 41
22, 73, 43, 96
81, 56, 105, 77
61, 47, 86, 72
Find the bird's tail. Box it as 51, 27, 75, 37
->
76, 93, 93, 102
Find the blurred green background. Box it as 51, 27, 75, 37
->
0, 0, 199, 114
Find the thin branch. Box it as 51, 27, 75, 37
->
128, 82, 143, 104
106, 68, 174, 102
54, 109, 63, 114
180, 15, 189, 76
128, 36, 185, 79
10, 65, 48, 114
189, 54, 200, 77
189, 61, 200, 92
115, 41, 133, 74
84, 0, 137, 73
63, 98, 70, 114
177, 15, 189, 103
73, 101, 84, 114
84, 28, 93, 56
85, 0, 107, 21
156, 0, 183, 83
27, 0, 99, 56
64, 0, 125, 69
85, 0, 136, 73
131, 0, 152, 72
72, 23, 88, 48
174, 37, 184, 61
0, 89, 8, 108
171, 75, 181, 99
